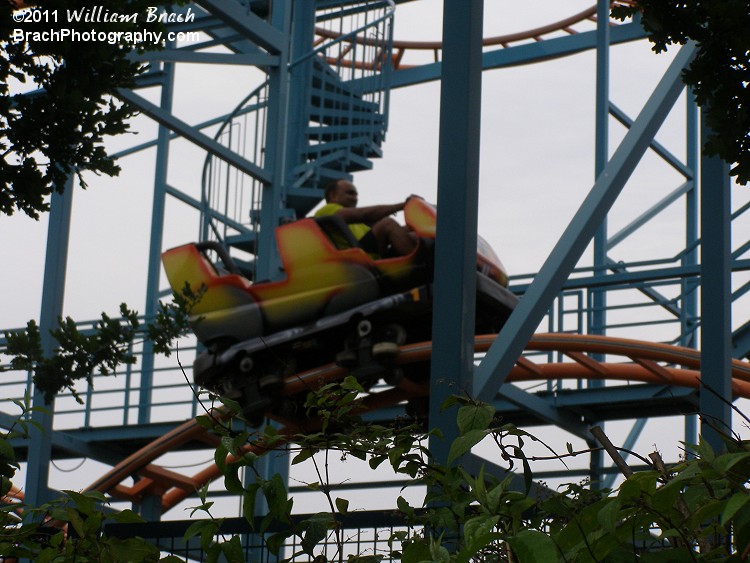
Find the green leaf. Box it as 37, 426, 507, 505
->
486, 480, 507, 514
302, 512, 333, 556
263, 473, 292, 522
292, 448, 315, 465
447, 429, 487, 464
369, 454, 387, 470
458, 515, 501, 561
722, 492, 750, 526
63, 489, 98, 516
507, 529, 560, 563
713, 451, 750, 476
336, 497, 349, 514
110, 509, 146, 524
184, 519, 217, 542
651, 479, 683, 513
220, 536, 245, 563
63, 506, 87, 538
224, 466, 244, 495
397, 496, 415, 518
242, 482, 260, 528
440, 395, 462, 410
617, 471, 659, 502
401, 541, 432, 563
265, 532, 288, 555
429, 537, 451, 563
456, 403, 495, 434
597, 499, 620, 536
107, 537, 160, 561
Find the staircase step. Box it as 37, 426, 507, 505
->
309, 106, 382, 127
311, 57, 344, 88
302, 135, 382, 157
344, 152, 376, 172
310, 89, 379, 114
306, 124, 384, 143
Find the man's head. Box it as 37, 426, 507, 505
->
324, 179, 358, 208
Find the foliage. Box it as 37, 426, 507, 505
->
612, 1, 750, 184
6, 347, 750, 561
1, 282, 201, 404
0, 397, 183, 562
188, 379, 750, 562
0, 0, 185, 219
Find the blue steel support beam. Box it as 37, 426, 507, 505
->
138, 60, 176, 427
699, 120, 732, 451
25, 179, 73, 507
192, 0, 285, 54
495, 385, 589, 440
609, 103, 693, 178
608, 181, 693, 250
116, 89, 272, 184
246, 3, 291, 546
475, 44, 697, 403
428, 0, 483, 466
284, 1, 317, 194
590, 0, 609, 484
683, 93, 700, 449
510, 259, 750, 294
593, 0, 610, 344
134, 50, 279, 67
605, 260, 682, 319
733, 321, 750, 359
256, 0, 292, 279
367, 23, 647, 92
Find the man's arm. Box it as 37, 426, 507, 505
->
336, 201, 407, 225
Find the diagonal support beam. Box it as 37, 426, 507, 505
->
497, 384, 590, 440
192, 0, 285, 54
607, 180, 693, 249
116, 89, 272, 184
134, 50, 279, 67
474, 43, 697, 402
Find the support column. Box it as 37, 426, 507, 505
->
589, 0, 610, 486
139, 57, 176, 425
428, 0, 484, 466
683, 91, 699, 455
257, 0, 292, 279
699, 116, 732, 452
25, 178, 74, 507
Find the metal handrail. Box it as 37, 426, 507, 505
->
289, 0, 395, 69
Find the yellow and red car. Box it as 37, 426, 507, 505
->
162, 197, 516, 422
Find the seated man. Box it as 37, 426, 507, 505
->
314, 179, 416, 257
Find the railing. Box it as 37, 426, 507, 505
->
0, 321, 201, 430
382, 1, 636, 69
200, 81, 269, 256
104, 511, 411, 562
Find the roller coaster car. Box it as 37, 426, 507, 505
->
161, 196, 517, 423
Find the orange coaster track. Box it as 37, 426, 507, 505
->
81, 333, 750, 515
315, 1, 636, 70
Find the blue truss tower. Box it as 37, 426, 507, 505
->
1, 0, 745, 543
